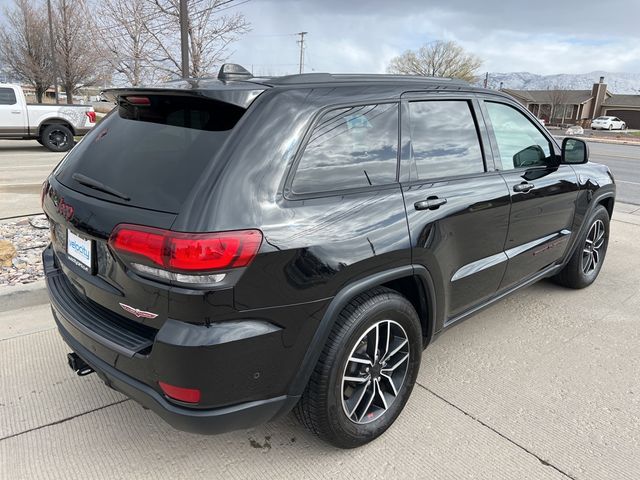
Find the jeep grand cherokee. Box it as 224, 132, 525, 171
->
42, 64, 615, 448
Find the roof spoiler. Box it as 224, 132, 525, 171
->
218, 63, 253, 82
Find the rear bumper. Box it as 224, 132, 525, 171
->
74, 127, 93, 136
43, 244, 304, 434
54, 312, 298, 434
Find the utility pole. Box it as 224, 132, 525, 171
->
180, 0, 189, 78
483, 72, 488, 88
46, 0, 59, 104
297, 31, 307, 74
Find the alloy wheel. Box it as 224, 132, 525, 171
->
582, 219, 606, 275
341, 319, 410, 424
48, 129, 69, 148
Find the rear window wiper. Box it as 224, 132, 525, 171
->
72, 173, 131, 201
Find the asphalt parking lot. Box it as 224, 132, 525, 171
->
1, 209, 640, 479
1, 140, 640, 479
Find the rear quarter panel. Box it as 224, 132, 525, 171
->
175, 87, 413, 310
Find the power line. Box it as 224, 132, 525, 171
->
243, 32, 299, 38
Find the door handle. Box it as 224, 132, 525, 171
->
11, 110, 21, 114
513, 183, 535, 193
414, 197, 447, 211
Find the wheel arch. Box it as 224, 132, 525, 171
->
562, 191, 615, 268
597, 194, 615, 220
289, 265, 437, 397
38, 118, 76, 137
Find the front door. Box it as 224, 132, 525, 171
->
0, 87, 26, 137
481, 99, 579, 290
400, 97, 511, 322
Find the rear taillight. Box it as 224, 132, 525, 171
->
86, 111, 96, 123
108, 224, 262, 284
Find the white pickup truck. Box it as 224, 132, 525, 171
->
0, 84, 96, 152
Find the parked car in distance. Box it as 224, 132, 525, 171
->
42, 65, 616, 448
591, 116, 626, 130
0, 84, 96, 151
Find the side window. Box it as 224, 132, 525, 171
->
409, 100, 485, 180
291, 103, 398, 195
0, 88, 17, 105
408, 100, 484, 181
485, 102, 553, 170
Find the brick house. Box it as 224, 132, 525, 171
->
503, 77, 640, 128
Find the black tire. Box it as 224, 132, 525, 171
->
35, 137, 44, 146
553, 205, 610, 289
608, 124, 613, 130
295, 287, 422, 448
41, 124, 74, 152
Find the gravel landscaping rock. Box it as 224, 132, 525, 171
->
0, 215, 49, 286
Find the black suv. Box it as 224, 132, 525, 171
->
42, 65, 615, 448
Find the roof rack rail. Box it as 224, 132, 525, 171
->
261, 72, 469, 86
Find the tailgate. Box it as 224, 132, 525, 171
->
43, 177, 176, 330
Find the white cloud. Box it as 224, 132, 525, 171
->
228, 0, 640, 75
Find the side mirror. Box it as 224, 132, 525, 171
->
561, 137, 589, 164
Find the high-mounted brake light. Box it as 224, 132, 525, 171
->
85, 111, 96, 123
108, 224, 262, 283
125, 96, 151, 106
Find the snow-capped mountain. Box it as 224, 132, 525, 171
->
482, 71, 640, 94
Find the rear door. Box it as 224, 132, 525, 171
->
400, 96, 511, 322
0, 87, 27, 136
479, 98, 579, 289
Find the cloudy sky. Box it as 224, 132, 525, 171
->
1, 0, 638, 77
229, 0, 640, 76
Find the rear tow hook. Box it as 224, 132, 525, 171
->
67, 352, 94, 376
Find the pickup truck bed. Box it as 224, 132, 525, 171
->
0, 84, 96, 152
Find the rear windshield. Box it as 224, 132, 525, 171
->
55, 94, 246, 213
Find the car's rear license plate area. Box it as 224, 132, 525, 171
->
67, 229, 93, 272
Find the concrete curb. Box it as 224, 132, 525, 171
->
582, 137, 640, 147
553, 134, 640, 147
0, 279, 48, 313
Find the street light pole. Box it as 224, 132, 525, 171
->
180, 0, 189, 78
46, 0, 59, 104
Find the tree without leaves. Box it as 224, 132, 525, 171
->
96, 0, 159, 86
144, 0, 250, 79
0, 0, 54, 103
387, 40, 482, 83
547, 86, 571, 125
53, 0, 105, 103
